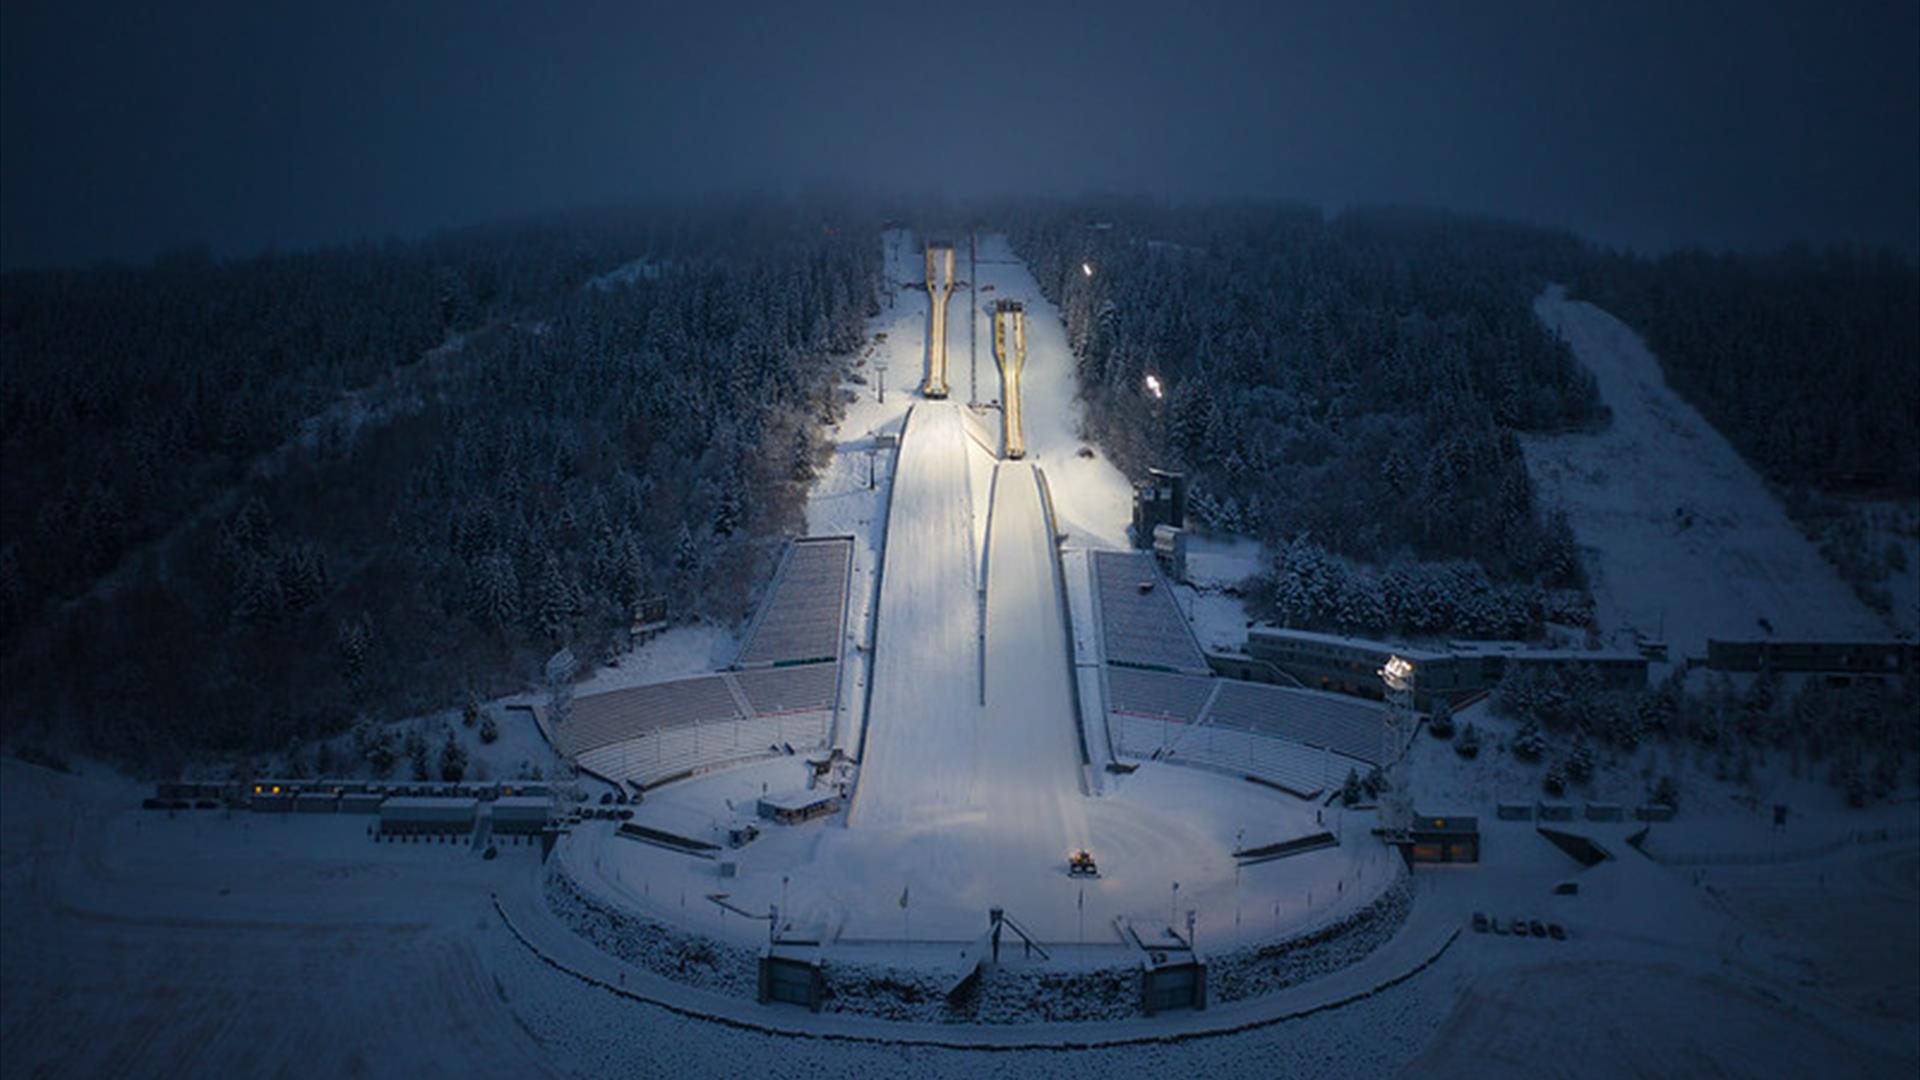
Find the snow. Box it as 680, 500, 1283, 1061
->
847, 402, 986, 827
14, 240, 1918, 1078
969, 235, 1134, 550
1525, 285, 1893, 661
564, 754, 1399, 954
1181, 533, 1266, 589
973, 461, 1092, 854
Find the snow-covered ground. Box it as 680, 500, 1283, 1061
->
846, 401, 988, 827
563, 754, 1397, 951
1526, 286, 1893, 661
12, 242, 1918, 1079
969, 235, 1134, 549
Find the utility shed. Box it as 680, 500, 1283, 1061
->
1406, 815, 1479, 863
757, 790, 841, 825
491, 796, 553, 835
759, 940, 826, 1011
379, 796, 478, 836
294, 791, 339, 813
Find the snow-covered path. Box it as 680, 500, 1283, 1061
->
1526, 285, 1890, 659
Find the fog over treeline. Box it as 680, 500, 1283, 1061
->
3, 0, 1917, 269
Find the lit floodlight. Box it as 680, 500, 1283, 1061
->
1144, 373, 1163, 399
1380, 654, 1414, 692
1082, 261, 1094, 277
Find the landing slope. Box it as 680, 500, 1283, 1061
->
1527, 285, 1889, 658
848, 402, 981, 827
976, 462, 1089, 853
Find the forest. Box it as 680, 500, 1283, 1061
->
0, 201, 875, 768
1572, 246, 1919, 494
1005, 200, 1603, 639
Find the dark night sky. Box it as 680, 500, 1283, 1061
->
3, 0, 1916, 268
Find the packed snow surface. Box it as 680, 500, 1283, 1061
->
848, 401, 985, 828
1527, 285, 1892, 659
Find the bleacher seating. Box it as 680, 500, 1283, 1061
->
734, 538, 853, 668
1206, 681, 1387, 764
554, 535, 854, 791
560, 676, 742, 756
1109, 714, 1369, 796
1091, 551, 1209, 673
575, 712, 832, 790
734, 662, 837, 716
1106, 667, 1215, 723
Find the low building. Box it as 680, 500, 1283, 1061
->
378, 796, 478, 837
1245, 627, 1649, 709
1245, 628, 1457, 709
1706, 638, 1918, 678
491, 796, 553, 836
1405, 815, 1479, 863
756, 790, 841, 825
1131, 469, 1187, 549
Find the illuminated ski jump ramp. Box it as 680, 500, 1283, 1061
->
921, 242, 955, 398
992, 300, 1027, 460
849, 402, 980, 825
850, 400, 1085, 857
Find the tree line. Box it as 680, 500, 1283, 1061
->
1000, 199, 1603, 635
0, 200, 876, 769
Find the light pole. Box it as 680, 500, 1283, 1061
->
1145, 373, 1167, 460
1234, 826, 1244, 933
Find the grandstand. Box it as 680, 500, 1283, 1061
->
1206, 681, 1386, 764
1091, 551, 1210, 674
733, 537, 854, 669
1106, 667, 1216, 724
1077, 549, 1393, 797
1104, 669, 1388, 768
1109, 713, 1372, 798
554, 536, 852, 790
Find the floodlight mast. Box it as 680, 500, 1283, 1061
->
1378, 655, 1415, 840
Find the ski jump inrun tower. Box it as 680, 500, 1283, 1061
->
922, 241, 955, 399
992, 299, 1027, 460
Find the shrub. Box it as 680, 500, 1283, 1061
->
439, 730, 468, 782
1428, 698, 1455, 739
1542, 761, 1567, 797
1511, 720, 1547, 763
1651, 774, 1680, 808
479, 712, 500, 745
1455, 723, 1481, 759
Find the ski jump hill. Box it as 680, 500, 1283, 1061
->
850, 401, 1087, 858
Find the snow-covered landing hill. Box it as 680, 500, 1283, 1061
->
1525, 285, 1891, 661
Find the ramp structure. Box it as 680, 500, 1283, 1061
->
850, 405, 1087, 859
991, 300, 1027, 459
848, 403, 981, 825
922, 242, 955, 398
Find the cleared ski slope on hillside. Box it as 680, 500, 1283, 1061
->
1527, 285, 1890, 659
848, 402, 983, 827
